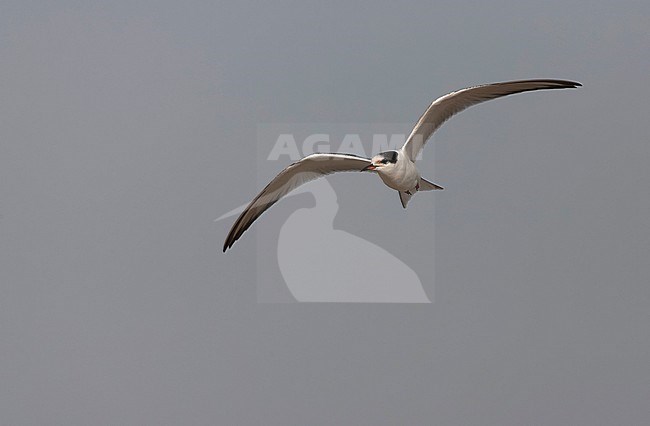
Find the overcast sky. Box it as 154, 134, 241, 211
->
1, 1, 649, 425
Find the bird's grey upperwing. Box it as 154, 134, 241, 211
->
223, 153, 372, 252
401, 79, 582, 161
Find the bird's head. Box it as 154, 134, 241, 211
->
362, 150, 399, 172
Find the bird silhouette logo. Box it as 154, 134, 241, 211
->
217, 178, 431, 302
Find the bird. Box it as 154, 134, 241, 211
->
223, 79, 581, 252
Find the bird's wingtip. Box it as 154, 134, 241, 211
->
560, 79, 581, 88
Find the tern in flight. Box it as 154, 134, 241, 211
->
223, 79, 581, 252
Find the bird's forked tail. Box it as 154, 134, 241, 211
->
418, 177, 444, 191
398, 177, 443, 209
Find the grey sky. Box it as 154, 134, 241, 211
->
1, 1, 649, 425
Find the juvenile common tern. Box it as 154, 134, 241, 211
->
223, 79, 581, 252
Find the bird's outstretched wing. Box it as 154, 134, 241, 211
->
223, 153, 372, 252
402, 79, 581, 161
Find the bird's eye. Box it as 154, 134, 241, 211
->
381, 159, 388, 164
